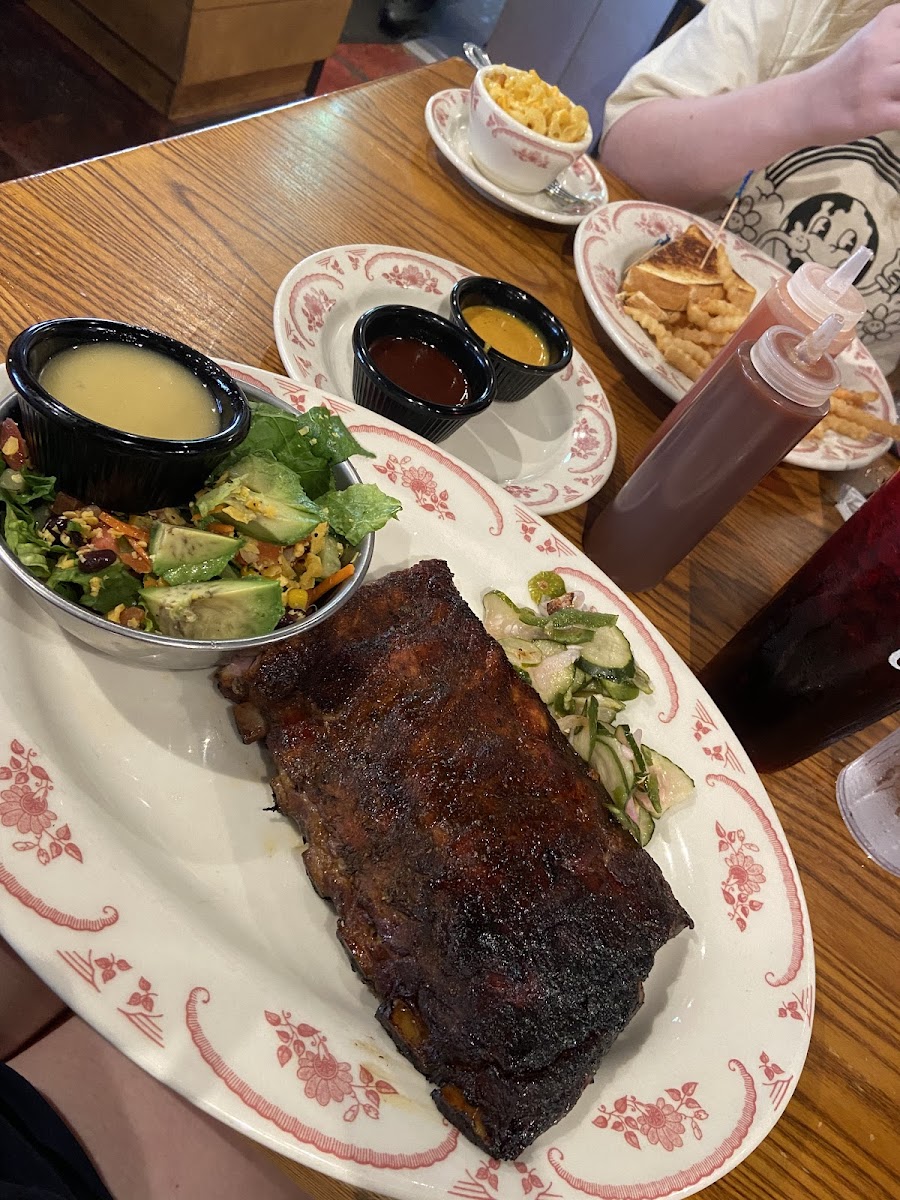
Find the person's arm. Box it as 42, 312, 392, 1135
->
602, 2, 900, 211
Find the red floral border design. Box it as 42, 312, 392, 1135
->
481, 110, 574, 167
186, 987, 459, 1169
705, 775, 806, 988
593, 1081, 708, 1152
287, 273, 344, 350
0, 863, 117, 929
350, 423, 504, 535
363, 250, 463, 291
570, 403, 614, 476
555, 567, 680, 723
450, 1158, 561, 1200
515, 507, 576, 556
778, 985, 813, 1025
691, 700, 744, 774
757, 1052, 792, 1109
57, 948, 164, 1047
265, 1009, 397, 1121
547, 1060, 756, 1199
0, 740, 83, 865
716, 824, 766, 931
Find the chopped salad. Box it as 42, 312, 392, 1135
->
0, 401, 401, 641
483, 571, 694, 845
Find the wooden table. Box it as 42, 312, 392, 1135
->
0, 57, 896, 1200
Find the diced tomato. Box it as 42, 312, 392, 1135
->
0, 418, 27, 468
253, 541, 283, 567
89, 530, 119, 553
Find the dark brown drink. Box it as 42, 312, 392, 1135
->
699, 470, 900, 772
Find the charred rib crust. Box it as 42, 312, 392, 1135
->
219, 559, 691, 1158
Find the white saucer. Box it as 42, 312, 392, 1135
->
424, 88, 607, 227
273, 244, 617, 515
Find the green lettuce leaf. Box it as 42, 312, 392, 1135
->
47, 560, 142, 613
0, 467, 57, 505
318, 484, 401, 546
223, 402, 376, 500
3, 504, 52, 578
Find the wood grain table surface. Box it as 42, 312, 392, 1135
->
0, 57, 896, 1200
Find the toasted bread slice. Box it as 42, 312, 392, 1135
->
614, 289, 679, 325
622, 224, 727, 311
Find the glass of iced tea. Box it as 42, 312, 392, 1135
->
698, 468, 900, 774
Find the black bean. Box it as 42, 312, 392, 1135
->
275, 612, 299, 629
78, 549, 116, 573
42, 515, 68, 540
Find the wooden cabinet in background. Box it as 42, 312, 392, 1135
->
28, 0, 353, 121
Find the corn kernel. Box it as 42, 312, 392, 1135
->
88, 577, 102, 597
106, 603, 126, 623
286, 587, 308, 610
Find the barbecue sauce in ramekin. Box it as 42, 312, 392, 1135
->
369, 335, 469, 406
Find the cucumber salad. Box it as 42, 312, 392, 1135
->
483, 571, 694, 846
0, 401, 401, 641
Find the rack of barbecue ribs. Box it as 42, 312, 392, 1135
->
219, 559, 693, 1158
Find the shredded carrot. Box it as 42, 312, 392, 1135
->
99, 512, 145, 541
206, 522, 237, 537
307, 564, 354, 605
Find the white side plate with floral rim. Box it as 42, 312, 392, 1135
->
273, 244, 616, 515
424, 88, 608, 227
0, 361, 813, 1200
574, 200, 894, 471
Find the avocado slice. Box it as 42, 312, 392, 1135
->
149, 522, 243, 586
196, 453, 325, 545
140, 577, 283, 640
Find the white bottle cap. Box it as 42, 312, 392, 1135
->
785, 254, 869, 331
750, 319, 842, 407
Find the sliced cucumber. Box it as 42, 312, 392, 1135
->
644, 747, 695, 812
483, 591, 540, 641
577, 625, 635, 680
601, 679, 640, 702
545, 624, 595, 644
500, 637, 545, 669
610, 803, 655, 847
528, 653, 577, 707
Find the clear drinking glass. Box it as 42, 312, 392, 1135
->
836, 726, 900, 876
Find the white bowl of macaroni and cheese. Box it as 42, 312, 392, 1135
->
468, 65, 593, 194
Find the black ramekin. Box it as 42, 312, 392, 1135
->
351, 305, 494, 444
6, 318, 250, 512
449, 277, 573, 403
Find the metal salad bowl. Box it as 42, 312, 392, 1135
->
0, 383, 374, 671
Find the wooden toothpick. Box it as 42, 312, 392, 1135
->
700, 170, 754, 269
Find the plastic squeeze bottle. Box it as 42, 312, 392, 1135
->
584, 315, 843, 594
633, 248, 871, 470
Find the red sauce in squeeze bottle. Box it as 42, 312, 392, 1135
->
634, 247, 871, 470
584, 315, 843, 594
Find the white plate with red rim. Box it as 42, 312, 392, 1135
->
424, 88, 607, 227
574, 200, 895, 471
0, 358, 813, 1200
272, 243, 616, 515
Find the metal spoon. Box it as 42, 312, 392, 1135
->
460, 43, 604, 214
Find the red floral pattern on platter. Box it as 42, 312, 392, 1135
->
514, 507, 575, 556
221, 364, 353, 416
758, 1052, 793, 1108
450, 1158, 560, 1200
691, 700, 744, 773
0, 863, 117, 929
373, 454, 455, 521
778, 985, 813, 1024
353, 424, 503, 535
706, 775, 805, 988
549, 1061, 756, 1199
300, 286, 337, 333
593, 1082, 708, 1152
717, 823, 766, 932
555, 567, 679, 723
0, 740, 82, 866
364, 251, 461, 291
186, 988, 459, 1168
265, 1009, 397, 1121
57, 948, 164, 1046
287, 273, 344, 349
